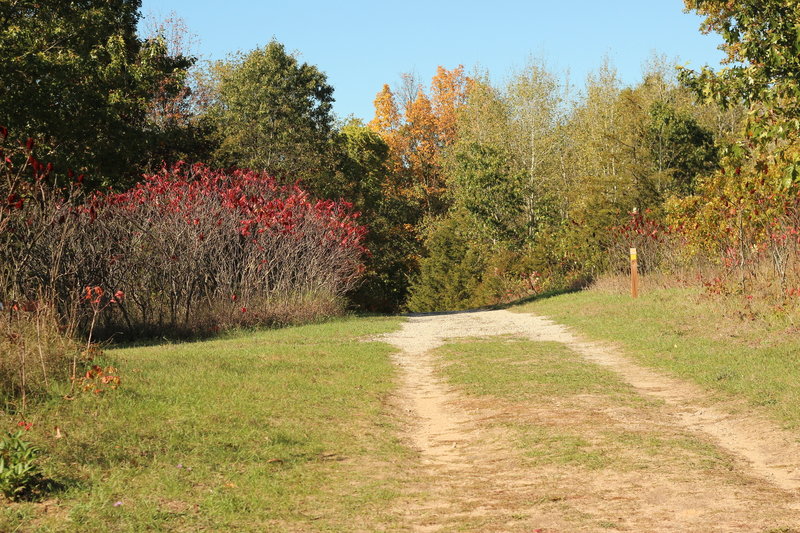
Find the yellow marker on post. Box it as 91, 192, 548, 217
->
630, 247, 639, 298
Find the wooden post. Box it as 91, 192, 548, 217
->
630, 247, 639, 299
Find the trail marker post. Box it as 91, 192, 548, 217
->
630, 247, 639, 298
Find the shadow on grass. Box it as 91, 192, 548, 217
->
108, 312, 357, 350
8, 473, 78, 503
492, 285, 586, 311
95, 326, 226, 350
391, 286, 586, 318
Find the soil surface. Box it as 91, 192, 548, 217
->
377, 309, 800, 532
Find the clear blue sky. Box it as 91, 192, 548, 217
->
138, 0, 726, 122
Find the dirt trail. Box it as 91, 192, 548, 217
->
378, 309, 800, 531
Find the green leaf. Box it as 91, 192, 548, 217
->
782, 163, 798, 188
795, 23, 800, 53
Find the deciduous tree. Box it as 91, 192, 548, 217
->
0, 0, 193, 186
369, 66, 470, 216
210, 40, 335, 186
682, 0, 800, 185
335, 121, 419, 311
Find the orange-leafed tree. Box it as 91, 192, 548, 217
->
430, 65, 469, 149
369, 84, 406, 181
405, 89, 440, 210
369, 65, 469, 216
369, 84, 400, 134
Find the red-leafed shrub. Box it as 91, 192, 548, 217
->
2, 129, 368, 344
83, 163, 367, 334
608, 209, 679, 274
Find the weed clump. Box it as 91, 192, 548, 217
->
0, 429, 43, 501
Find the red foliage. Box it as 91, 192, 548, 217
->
75, 163, 369, 332
91, 162, 367, 256
611, 209, 670, 245
1, 125, 369, 336
607, 209, 676, 274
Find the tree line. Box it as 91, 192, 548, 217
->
3, 0, 800, 317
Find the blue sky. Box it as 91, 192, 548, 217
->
138, 1, 726, 122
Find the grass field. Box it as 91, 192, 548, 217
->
6, 281, 800, 530
1, 316, 410, 532
513, 284, 800, 429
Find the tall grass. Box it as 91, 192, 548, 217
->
1, 303, 79, 411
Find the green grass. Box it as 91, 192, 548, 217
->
435, 337, 633, 401
434, 337, 727, 472
1, 316, 409, 532
513, 286, 800, 428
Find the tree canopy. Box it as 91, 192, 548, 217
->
682, 0, 800, 184
209, 40, 336, 185
0, 0, 193, 185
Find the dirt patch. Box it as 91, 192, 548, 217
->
377, 309, 800, 531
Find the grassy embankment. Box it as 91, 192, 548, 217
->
1, 316, 410, 532
512, 282, 800, 428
